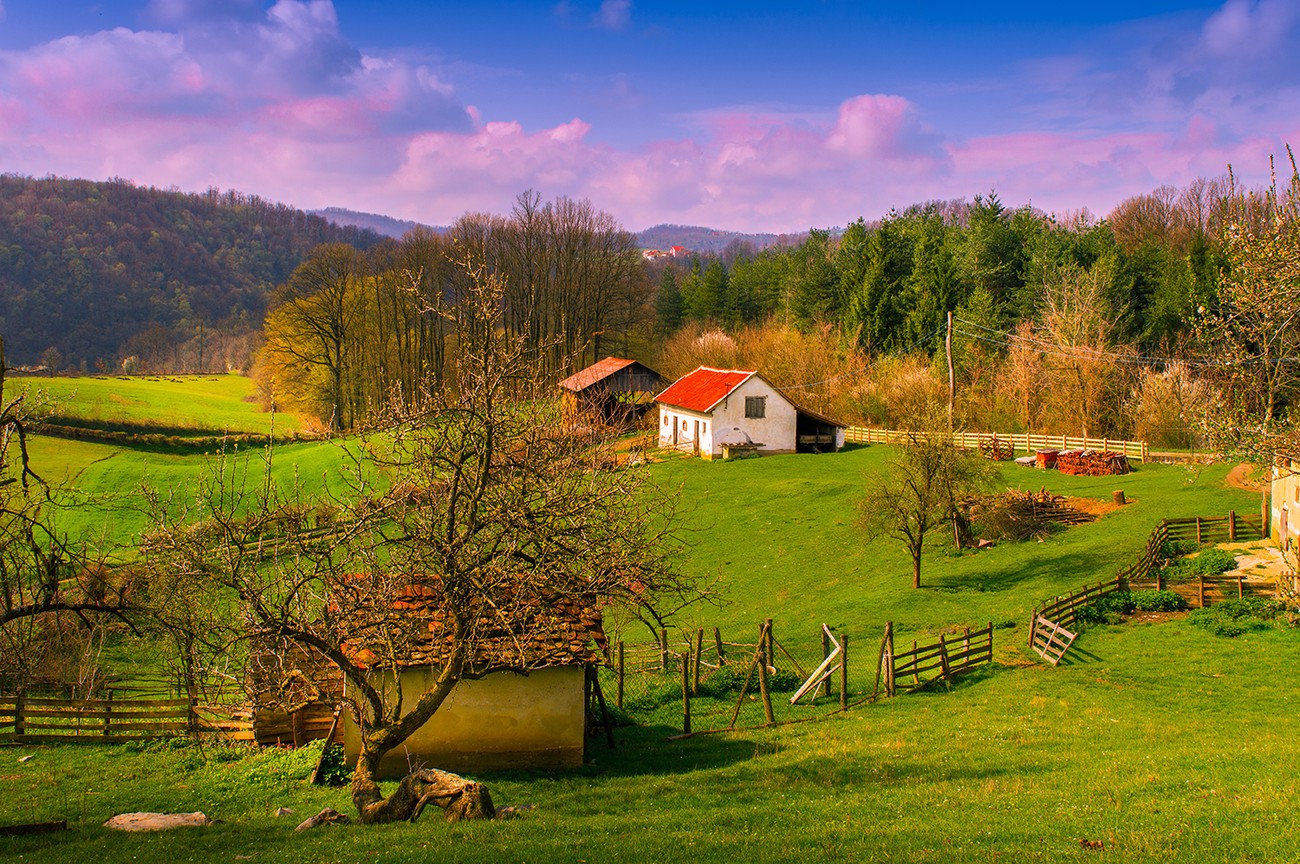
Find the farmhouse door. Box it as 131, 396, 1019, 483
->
693, 420, 700, 455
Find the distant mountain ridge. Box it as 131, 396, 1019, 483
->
312, 207, 447, 240
311, 209, 793, 253
634, 224, 789, 254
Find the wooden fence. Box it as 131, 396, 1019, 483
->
875, 621, 994, 697
845, 427, 1149, 462
0, 695, 256, 744
1030, 512, 1273, 665
1028, 577, 1123, 665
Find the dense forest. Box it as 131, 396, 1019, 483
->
0, 176, 381, 369
2, 168, 1293, 449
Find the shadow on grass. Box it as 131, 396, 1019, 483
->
480, 724, 761, 784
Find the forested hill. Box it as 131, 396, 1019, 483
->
0, 176, 382, 366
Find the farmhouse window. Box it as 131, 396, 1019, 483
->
745, 396, 766, 419
663, 415, 669, 426
702, 422, 708, 433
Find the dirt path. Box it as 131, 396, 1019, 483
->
1225, 462, 1268, 492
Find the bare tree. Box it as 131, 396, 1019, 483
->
861, 414, 991, 589
1196, 153, 1300, 428
141, 253, 692, 824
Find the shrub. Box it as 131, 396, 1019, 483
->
700, 662, 801, 698
1076, 590, 1135, 625
1188, 598, 1281, 638
1161, 538, 1199, 558
1131, 589, 1187, 612
1192, 548, 1237, 575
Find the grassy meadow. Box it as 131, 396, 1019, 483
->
3, 375, 1299, 862
14, 374, 302, 436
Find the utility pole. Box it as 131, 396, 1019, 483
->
946, 311, 955, 427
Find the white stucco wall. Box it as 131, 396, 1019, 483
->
710, 376, 797, 456
657, 406, 714, 455
657, 375, 798, 458
1272, 463, 1297, 549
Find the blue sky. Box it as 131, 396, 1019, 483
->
0, 1, 1295, 231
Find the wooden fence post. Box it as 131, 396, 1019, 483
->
1028, 607, 1037, 648
820, 626, 832, 698
1196, 517, 1203, 545
681, 646, 691, 735
1263, 490, 1270, 539
714, 627, 725, 665
757, 645, 775, 725
14, 691, 26, 738
1229, 510, 1237, 542
839, 634, 850, 710
765, 618, 775, 673
1198, 575, 1205, 608
885, 624, 894, 697
659, 629, 668, 670
103, 689, 113, 739
1238, 572, 1244, 599
938, 634, 952, 690
616, 641, 625, 710
692, 629, 704, 695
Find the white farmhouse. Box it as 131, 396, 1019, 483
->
654, 366, 846, 458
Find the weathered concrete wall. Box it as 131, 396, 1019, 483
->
341, 666, 585, 777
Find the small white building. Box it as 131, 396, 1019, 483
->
654, 366, 846, 459
1272, 455, 1298, 550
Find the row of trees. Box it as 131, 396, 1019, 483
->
261, 193, 650, 431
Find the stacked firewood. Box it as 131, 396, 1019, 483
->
1055, 449, 1129, 477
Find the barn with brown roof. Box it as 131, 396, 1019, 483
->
557, 357, 664, 427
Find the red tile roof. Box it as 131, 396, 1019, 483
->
557, 357, 638, 392
655, 367, 755, 413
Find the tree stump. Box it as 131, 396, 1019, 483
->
1113, 490, 1126, 505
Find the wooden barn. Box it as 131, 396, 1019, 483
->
558, 357, 664, 427
655, 366, 846, 459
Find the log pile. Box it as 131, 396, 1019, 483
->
980, 435, 1015, 461
963, 488, 1093, 541
1055, 449, 1129, 477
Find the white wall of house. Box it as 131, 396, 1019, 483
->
657, 405, 714, 455
1272, 462, 1298, 549
657, 375, 798, 458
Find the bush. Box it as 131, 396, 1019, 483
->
1131, 590, 1187, 612
1192, 548, 1237, 575
1161, 538, 1200, 558
1075, 590, 1135, 625
1188, 598, 1282, 638
699, 662, 801, 698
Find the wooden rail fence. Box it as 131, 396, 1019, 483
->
1030, 512, 1272, 665
845, 427, 1149, 462
875, 621, 994, 697
0, 695, 255, 744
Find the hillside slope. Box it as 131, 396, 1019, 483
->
0, 176, 382, 366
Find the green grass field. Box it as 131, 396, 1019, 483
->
3, 394, 1296, 862
13, 374, 301, 435
24, 434, 357, 544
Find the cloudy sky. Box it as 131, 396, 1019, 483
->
0, 0, 1297, 232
